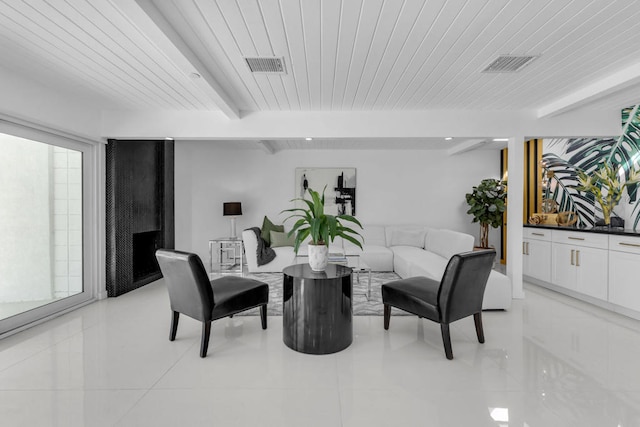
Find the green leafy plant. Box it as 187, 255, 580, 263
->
577, 162, 640, 225
540, 152, 599, 227
465, 178, 507, 248
282, 187, 363, 253
541, 105, 640, 228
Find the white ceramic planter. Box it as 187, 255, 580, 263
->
308, 244, 329, 271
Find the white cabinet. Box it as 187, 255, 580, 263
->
551, 243, 577, 290
551, 230, 608, 300
524, 226, 640, 319
575, 246, 608, 299
608, 235, 640, 312
523, 228, 551, 282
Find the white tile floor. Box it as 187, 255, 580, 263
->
1, 279, 640, 427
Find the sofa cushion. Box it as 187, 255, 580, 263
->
260, 216, 284, 246
391, 246, 448, 280
270, 230, 295, 248
409, 251, 449, 281
425, 229, 474, 259
337, 225, 385, 250
360, 225, 387, 247
389, 229, 425, 248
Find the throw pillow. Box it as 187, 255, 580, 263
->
270, 230, 295, 248
261, 216, 284, 246
390, 229, 425, 248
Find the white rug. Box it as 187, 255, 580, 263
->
236, 271, 406, 316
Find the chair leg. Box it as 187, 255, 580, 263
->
440, 323, 453, 360
383, 304, 391, 330
169, 311, 179, 341
474, 312, 485, 343
260, 304, 267, 329
200, 321, 211, 358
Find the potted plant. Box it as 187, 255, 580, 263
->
577, 162, 640, 227
282, 187, 363, 271
465, 178, 507, 248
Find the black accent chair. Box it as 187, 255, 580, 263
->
155, 249, 269, 358
382, 250, 496, 360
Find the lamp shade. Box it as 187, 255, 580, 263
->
223, 202, 242, 216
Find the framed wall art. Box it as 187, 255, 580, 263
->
295, 168, 356, 216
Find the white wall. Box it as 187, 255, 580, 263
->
175, 141, 502, 262
0, 65, 102, 140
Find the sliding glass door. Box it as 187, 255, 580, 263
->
0, 131, 95, 334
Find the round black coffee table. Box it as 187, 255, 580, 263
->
282, 263, 353, 354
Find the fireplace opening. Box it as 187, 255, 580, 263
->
133, 231, 161, 282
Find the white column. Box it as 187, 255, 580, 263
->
507, 136, 525, 299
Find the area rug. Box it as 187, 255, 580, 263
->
237, 271, 404, 316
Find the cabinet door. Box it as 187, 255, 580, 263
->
525, 240, 551, 282
552, 243, 576, 290
523, 239, 531, 276
575, 247, 608, 300
609, 251, 640, 312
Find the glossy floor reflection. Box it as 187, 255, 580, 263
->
1, 279, 640, 426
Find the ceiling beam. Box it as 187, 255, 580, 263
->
537, 61, 640, 118
257, 140, 276, 154
114, 0, 240, 119
447, 139, 487, 156
102, 109, 620, 140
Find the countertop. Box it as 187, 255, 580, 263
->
524, 223, 640, 237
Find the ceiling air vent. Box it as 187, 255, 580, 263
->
244, 57, 286, 74
482, 55, 538, 73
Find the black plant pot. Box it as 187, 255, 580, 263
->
594, 216, 624, 228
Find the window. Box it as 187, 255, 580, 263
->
0, 129, 98, 335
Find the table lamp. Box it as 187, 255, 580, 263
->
223, 202, 242, 238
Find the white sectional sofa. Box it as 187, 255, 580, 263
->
242, 225, 512, 310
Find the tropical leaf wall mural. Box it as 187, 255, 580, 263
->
542, 104, 640, 229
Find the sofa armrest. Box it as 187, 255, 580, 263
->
242, 229, 259, 271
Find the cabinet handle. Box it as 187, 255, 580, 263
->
570, 249, 575, 265
568, 237, 585, 241
576, 250, 580, 267
532, 232, 545, 236
619, 242, 640, 248
523, 242, 526, 255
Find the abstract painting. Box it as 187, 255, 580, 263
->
294, 168, 356, 216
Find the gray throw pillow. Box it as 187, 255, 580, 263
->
261, 216, 284, 246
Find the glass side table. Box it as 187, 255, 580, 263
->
208, 237, 243, 275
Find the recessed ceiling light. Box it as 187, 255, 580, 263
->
305, 137, 313, 141
493, 138, 509, 142
445, 137, 453, 141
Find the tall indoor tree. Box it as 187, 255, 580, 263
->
465, 178, 507, 248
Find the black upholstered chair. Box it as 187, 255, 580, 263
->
382, 250, 496, 360
155, 249, 269, 358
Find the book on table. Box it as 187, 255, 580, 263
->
328, 252, 347, 262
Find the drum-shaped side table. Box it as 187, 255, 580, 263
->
282, 263, 353, 354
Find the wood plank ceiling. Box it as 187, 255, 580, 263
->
0, 0, 639, 150
152, 0, 640, 112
